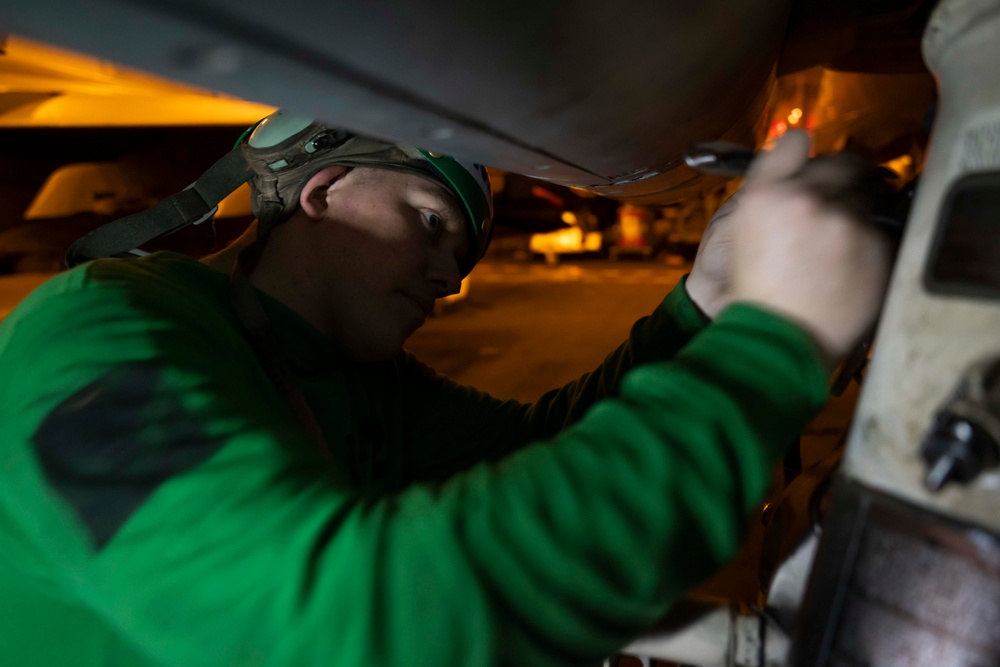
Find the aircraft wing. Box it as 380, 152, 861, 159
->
1, 0, 794, 203
0, 35, 274, 127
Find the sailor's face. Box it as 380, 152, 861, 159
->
306, 168, 468, 362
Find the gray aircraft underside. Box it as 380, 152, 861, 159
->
0, 0, 922, 204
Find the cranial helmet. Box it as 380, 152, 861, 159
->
66, 110, 494, 277
242, 110, 494, 276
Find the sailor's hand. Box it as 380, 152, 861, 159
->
685, 188, 744, 319
728, 131, 893, 366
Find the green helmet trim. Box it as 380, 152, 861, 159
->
233, 119, 265, 150
415, 149, 492, 246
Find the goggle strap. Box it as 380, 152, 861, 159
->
65, 146, 253, 268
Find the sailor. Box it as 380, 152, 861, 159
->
0, 114, 890, 666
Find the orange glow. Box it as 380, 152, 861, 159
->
882, 154, 915, 178
0, 35, 275, 128
529, 228, 602, 255
617, 205, 651, 246
787, 107, 803, 125
775, 121, 788, 135
439, 277, 470, 307
530, 185, 565, 208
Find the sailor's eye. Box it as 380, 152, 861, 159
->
424, 213, 443, 232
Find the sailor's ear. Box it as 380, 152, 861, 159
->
298, 165, 351, 220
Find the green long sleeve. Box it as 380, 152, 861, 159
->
0, 253, 827, 666
398, 274, 712, 483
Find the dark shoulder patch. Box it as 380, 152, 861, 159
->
33, 364, 222, 550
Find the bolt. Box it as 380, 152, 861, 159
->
925, 448, 960, 492
922, 418, 1000, 492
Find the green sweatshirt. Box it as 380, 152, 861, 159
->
0, 252, 828, 666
